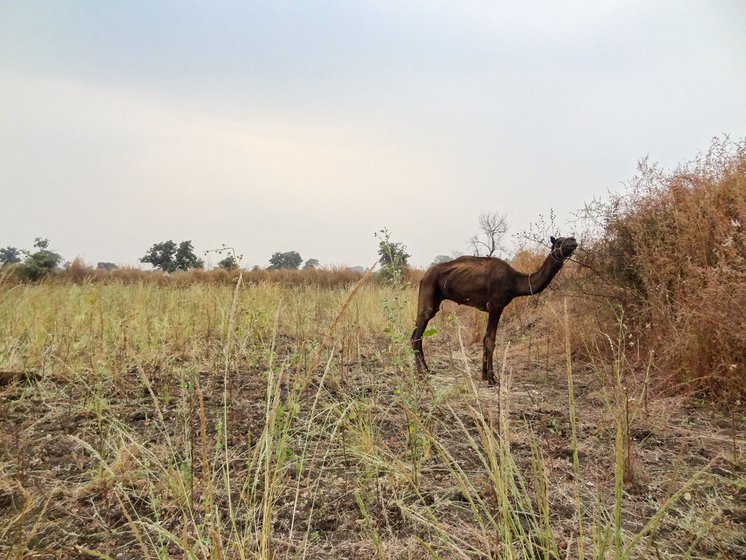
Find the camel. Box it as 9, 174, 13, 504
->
411, 236, 578, 384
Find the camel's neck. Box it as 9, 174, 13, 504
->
514, 254, 565, 297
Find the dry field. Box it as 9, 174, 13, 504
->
0, 279, 743, 559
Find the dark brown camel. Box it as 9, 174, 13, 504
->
411, 236, 578, 384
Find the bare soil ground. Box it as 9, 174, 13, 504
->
1, 336, 744, 559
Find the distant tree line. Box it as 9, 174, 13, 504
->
139, 242, 321, 272
3, 220, 497, 282
0, 238, 325, 278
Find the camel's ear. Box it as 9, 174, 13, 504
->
550, 236, 557, 245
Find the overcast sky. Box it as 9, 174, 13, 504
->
2, 1, 745, 268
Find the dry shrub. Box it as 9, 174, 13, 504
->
510, 248, 546, 274
404, 267, 425, 285
101, 266, 149, 283
66, 257, 90, 285
0, 263, 24, 285
242, 266, 364, 287
48, 264, 366, 288
580, 137, 746, 396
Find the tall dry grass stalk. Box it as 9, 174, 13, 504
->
564, 299, 584, 559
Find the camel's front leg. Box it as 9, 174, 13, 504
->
482, 309, 502, 384
411, 308, 438, 372
411, 284, 440, 373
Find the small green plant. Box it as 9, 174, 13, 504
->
375, 228, 410, 284
381, 293, 415, 369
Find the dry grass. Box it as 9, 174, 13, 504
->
1, 280, 743, 559
1, 264, 368, 289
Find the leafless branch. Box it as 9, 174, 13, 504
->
468, 211, 508, 257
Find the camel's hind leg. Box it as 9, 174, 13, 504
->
411, 277, 441, 372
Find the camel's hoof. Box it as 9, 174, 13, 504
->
413, 359, 429, 374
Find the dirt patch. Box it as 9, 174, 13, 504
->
1, 336, 744, 558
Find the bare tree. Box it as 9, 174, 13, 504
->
469, 211, 508, 257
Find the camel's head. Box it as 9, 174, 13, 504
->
549, 236, 578, 261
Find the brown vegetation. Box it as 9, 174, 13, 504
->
574, 137, 746, 396
1, 263, 367, 289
